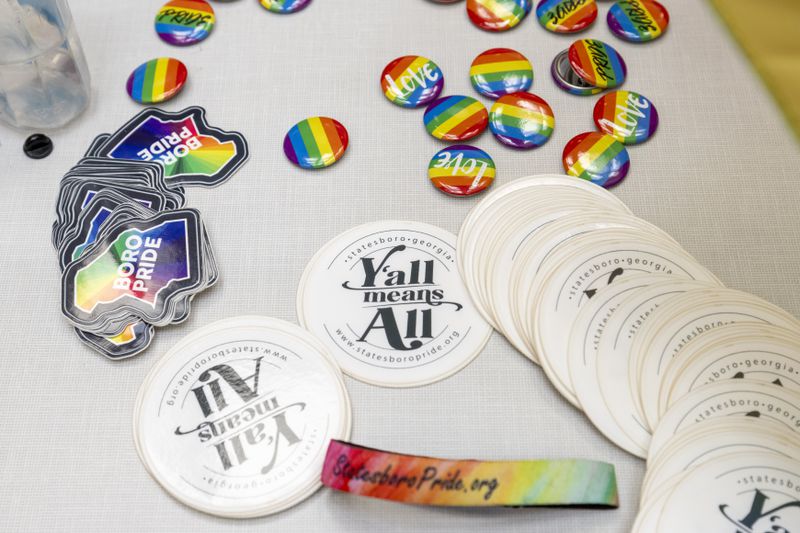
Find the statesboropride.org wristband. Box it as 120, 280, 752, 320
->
321, 440, 619, 508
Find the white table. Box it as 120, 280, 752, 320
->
1, 0, 799, 531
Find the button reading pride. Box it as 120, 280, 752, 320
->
126, 58, 188, 105
593, 90, 658, 144
259, 0, 312, 13
535, 0, 597, 33
381, 55, 444, 108
568, 39, 627, 89
489, 92, 554, 149
607, 0, 669, 43
467, 0, 533, 32
428, 145, 496, 196
423, 95, 488, 141
283, 117, 349, 169
562, 131, 629, 187
469, 48, 533, 99
155, 0, 215, 46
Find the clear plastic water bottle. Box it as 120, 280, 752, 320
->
0, 0, 90, 130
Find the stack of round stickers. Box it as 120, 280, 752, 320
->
458, 174, 800, 528
297, 220, 493, 388
133, 316, 351, 518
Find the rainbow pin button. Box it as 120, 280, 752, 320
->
607, 0, 669, 43
535, 0, 597, 33
467, 0, 533, 32
489, 92, 554, 149
562, 131, 629, 188
283, 117, 349, 169
259, 0, 312, 13
155, 0, 215, 46
423, 95, 488, 141
568, 39, 626, 89
593, 90, 658, 144
126, 58, 187, 105
381, 55, 444, 108
469, 48, 533, 99
428, 145, 496, 196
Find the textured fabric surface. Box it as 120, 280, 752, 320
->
0, 0, 799, 531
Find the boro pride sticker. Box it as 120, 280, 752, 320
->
134, 316, 351, 517
297, 221, 492, 387
96, 107, 249, 188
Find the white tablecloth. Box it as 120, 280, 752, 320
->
1, 0, 799, 531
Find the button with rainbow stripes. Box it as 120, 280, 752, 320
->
259, 0, 311, 14
423, 95, 488, 141
593, 90, 658, 144
469, 48, 533, 99
283, 116, 349, 169
155, 0, 215, 46
607, 0, 669, 43
568, 39, 627, 90
381, 55, 444, 108
550, 50, 603, 96
562, 131, 629, 188
428, 145, 496, 196
467, 0, 533, 32
489, 92, 554, 149
126, 58, 187, 105
535, 0, 597, 33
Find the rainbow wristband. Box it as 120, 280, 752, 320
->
321, 441, 619, 508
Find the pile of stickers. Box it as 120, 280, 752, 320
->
297, 220, 493, 387
458, 175, 800, 530
54, 106, 249, 359
133, 316, 351, 517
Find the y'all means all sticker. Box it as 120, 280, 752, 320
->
297, 221, 493, 387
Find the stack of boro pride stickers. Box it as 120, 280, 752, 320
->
53, 107, 249, 358
456, 175, 800, 529
297, 220, 492, 387
133, 316, 351, 517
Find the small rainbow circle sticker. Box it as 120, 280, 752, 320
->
259, 0, 312, 14
593, 90, 659, 145
423, 95, 488, 142
126, 58, 187, 105
535, 0, 597, 33
568, 39, 627, 89
467, 0, 533, 32
155, 0, 215, 46
428, 145, 496, 196
607, 0, 669, 42
489, 92, 555, 149
283, 117, 349, 169
469, 48, 533, 99
381, 55, 444, 108
562, 131, 629, 188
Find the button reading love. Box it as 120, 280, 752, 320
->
593, 90, 658, 144
428, 145, 496, 196
381, 56, 444, 108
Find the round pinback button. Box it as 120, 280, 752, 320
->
381, 56, 444, 108
283, 117, 349, 169
23, 133, 53, 159
535, 0, 598, 33
593, 90, 659, 144
259, 0, 311, 13
469, 48, 533, 99
489, 92, 554, 149
467, 0, 533, 32
607, 0, 669, 43
550, 50, 603, 96
428, 145, 496, 196
126, 58, 187, 104
562, 131, 629, 187
568, 39, 627, 90
423, 95, 488, 141
155, 0, 215, 46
